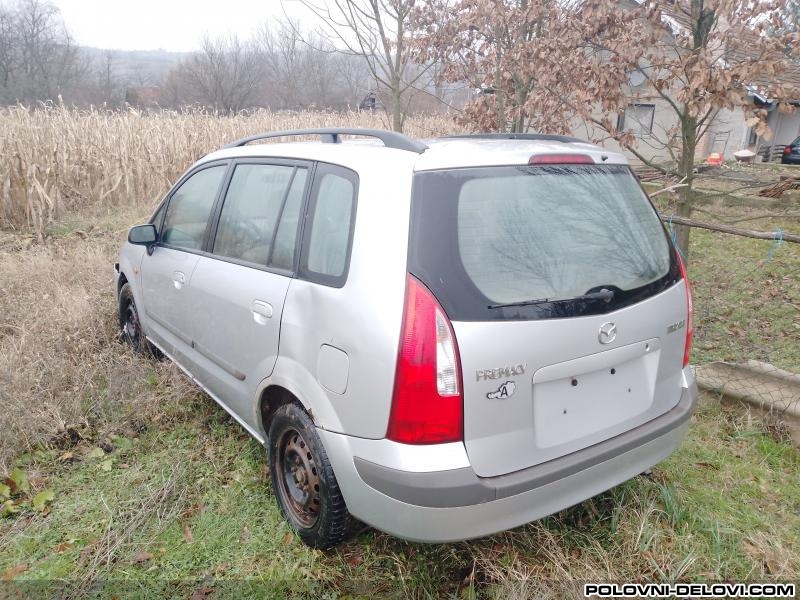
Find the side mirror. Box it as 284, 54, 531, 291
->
128, 224, 157, 246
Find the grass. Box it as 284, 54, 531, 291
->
1, 391, 797, 597
650, 193, 800, 371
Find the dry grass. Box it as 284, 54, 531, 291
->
0, 105, 464, 238
0, 212, 194, 471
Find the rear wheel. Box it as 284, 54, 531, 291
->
269, 403, 352, 549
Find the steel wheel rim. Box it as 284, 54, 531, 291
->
277, 427, 321, 528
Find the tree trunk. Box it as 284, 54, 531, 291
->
390, 79, 403, 132
495, 62, 506, 131
674, 114, 697, 258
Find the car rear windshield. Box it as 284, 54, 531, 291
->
409, 164, 680, 321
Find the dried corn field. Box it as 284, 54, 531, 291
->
0, 105, 464, 238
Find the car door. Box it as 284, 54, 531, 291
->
189, 160, 311, 427
140, 163, 228, 363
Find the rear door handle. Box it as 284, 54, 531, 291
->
172, 271, 186, 290
252, 300, 273, 325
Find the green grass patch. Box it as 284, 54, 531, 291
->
686, 226, 799, 370
1, 394, 797, 596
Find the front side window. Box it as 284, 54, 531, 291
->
162, 165, 227, 250
212, 164, 302, 266
150, 202, 166, 235
269, 169, 308, 270
301, 167, 357, 286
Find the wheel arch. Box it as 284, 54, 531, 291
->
255, 359, 346, 439
259, 385, 307, 439
117, 271, 129, 298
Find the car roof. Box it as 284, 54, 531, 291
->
416, 138, 627, 170
199, 134, 628, 173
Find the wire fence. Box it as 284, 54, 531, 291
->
644, 163, 800, 445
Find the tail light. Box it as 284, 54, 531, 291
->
677, 253, 693, 367
386, 274, 463, 444
784, 146, 792, 155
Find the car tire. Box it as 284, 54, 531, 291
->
118, 282, 158, 357
269, 403, 353, 549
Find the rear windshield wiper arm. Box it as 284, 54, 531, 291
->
488, 288, 615, 310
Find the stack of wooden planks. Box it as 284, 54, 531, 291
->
759, 176, 800, 198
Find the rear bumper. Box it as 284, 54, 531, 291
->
781, 155, 800, 164
319, 370, 697, 542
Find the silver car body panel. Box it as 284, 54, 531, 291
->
456, 281, 687, 478
187, 256, 292, 431
319, 369, 696, 542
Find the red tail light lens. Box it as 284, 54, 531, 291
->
677, 253, 693, 367
784, 146, 792, 155
529, 154, 595, 165
387, 274, 463, 444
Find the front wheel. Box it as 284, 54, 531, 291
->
118, 282, 158, 357
269, 403, 353, 549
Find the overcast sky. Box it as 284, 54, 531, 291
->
52, 0, 313, 52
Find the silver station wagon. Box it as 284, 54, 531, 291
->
115, 129, 697, 548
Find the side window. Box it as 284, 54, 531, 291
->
162, 165, 227, 250
150, 202, 166, 235
301, 167, 357, 286
269, 169, 308, 270
212, 164, 296, 265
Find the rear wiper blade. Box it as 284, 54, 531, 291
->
488, 288, 615, 310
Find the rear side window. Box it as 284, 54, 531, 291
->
300, 165, 358, 287
212, 164, 299, 266
409, 164, 679, 321
162, 165, 227, 250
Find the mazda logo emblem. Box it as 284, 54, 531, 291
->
598, 322, 617, 344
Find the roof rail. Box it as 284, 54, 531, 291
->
223, 128, 427, 154
443, 133, 585, 144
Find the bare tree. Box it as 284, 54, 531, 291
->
258, 19, 316, 109
294, 0, 435, 131
256, 18, 372, 109
0, 4, 15, 91
0, 0, 86, 103
97, 50, 118, 105
333, 52, 372, 107
173, 34, 265, 114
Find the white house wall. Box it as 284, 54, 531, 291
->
768, 108, 800, 146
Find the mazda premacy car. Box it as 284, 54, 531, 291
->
115, 128, 697, 548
